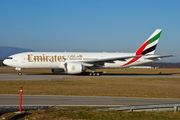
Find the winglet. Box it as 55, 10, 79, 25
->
136, 29, 162, 55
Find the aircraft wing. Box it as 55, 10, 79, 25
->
81, 55, 143, 67
145, 55, 175, 60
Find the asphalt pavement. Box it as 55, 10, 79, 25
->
1, 94, 180, 106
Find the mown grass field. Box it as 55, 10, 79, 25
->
1, 77, 180, 98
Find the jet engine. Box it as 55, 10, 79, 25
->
65, 62, 84, 74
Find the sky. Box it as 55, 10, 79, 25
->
0, 0, 180, 62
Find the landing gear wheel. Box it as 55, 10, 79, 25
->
96, 73, 100, 76
89, 72, 100, 76
18, 72, 22, 76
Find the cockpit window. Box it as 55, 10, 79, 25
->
7, 57, 13, 59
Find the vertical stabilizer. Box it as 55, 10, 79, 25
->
136, 29, 162, 55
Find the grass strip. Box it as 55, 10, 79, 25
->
2, 107, 180, 120
1, 77, 180, 98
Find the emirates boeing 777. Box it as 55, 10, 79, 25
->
3, 29, 173, 75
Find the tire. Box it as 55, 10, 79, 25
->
18, 72, 22, 76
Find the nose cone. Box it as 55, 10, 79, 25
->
3, 59, 7, 65
3, 59, 11, 66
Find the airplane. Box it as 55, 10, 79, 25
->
3, 29, 174, 76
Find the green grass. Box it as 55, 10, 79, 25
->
2, 107, 180, 120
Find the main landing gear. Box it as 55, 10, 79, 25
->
15, 67, 22, 76
89, 72, 100, 76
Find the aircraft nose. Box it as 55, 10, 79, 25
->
3, 59, 11, 66
3, 59, 7, 65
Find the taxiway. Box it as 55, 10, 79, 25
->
0, 73, 180, 81
1, 94, 180, 106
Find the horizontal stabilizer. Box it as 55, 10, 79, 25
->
145, 55, 175, 60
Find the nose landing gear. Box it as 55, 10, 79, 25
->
15, 67, 22, 76
18, 72, 22, 76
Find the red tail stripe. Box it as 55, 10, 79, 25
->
136, 40, 150, 55
122, 40, 150, 67
122, 57, 141, 66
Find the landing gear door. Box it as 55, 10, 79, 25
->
22, 56, 26, 63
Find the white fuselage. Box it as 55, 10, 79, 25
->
3, 52, 153, 69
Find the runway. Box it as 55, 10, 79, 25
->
1, 94, 180, 106
0, 73, 72, 81
0, 73, 180, 81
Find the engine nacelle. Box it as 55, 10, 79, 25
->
65, 62, 84, 74
51, 69, 64, 73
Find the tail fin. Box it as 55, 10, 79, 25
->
136, 29, 162, 55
